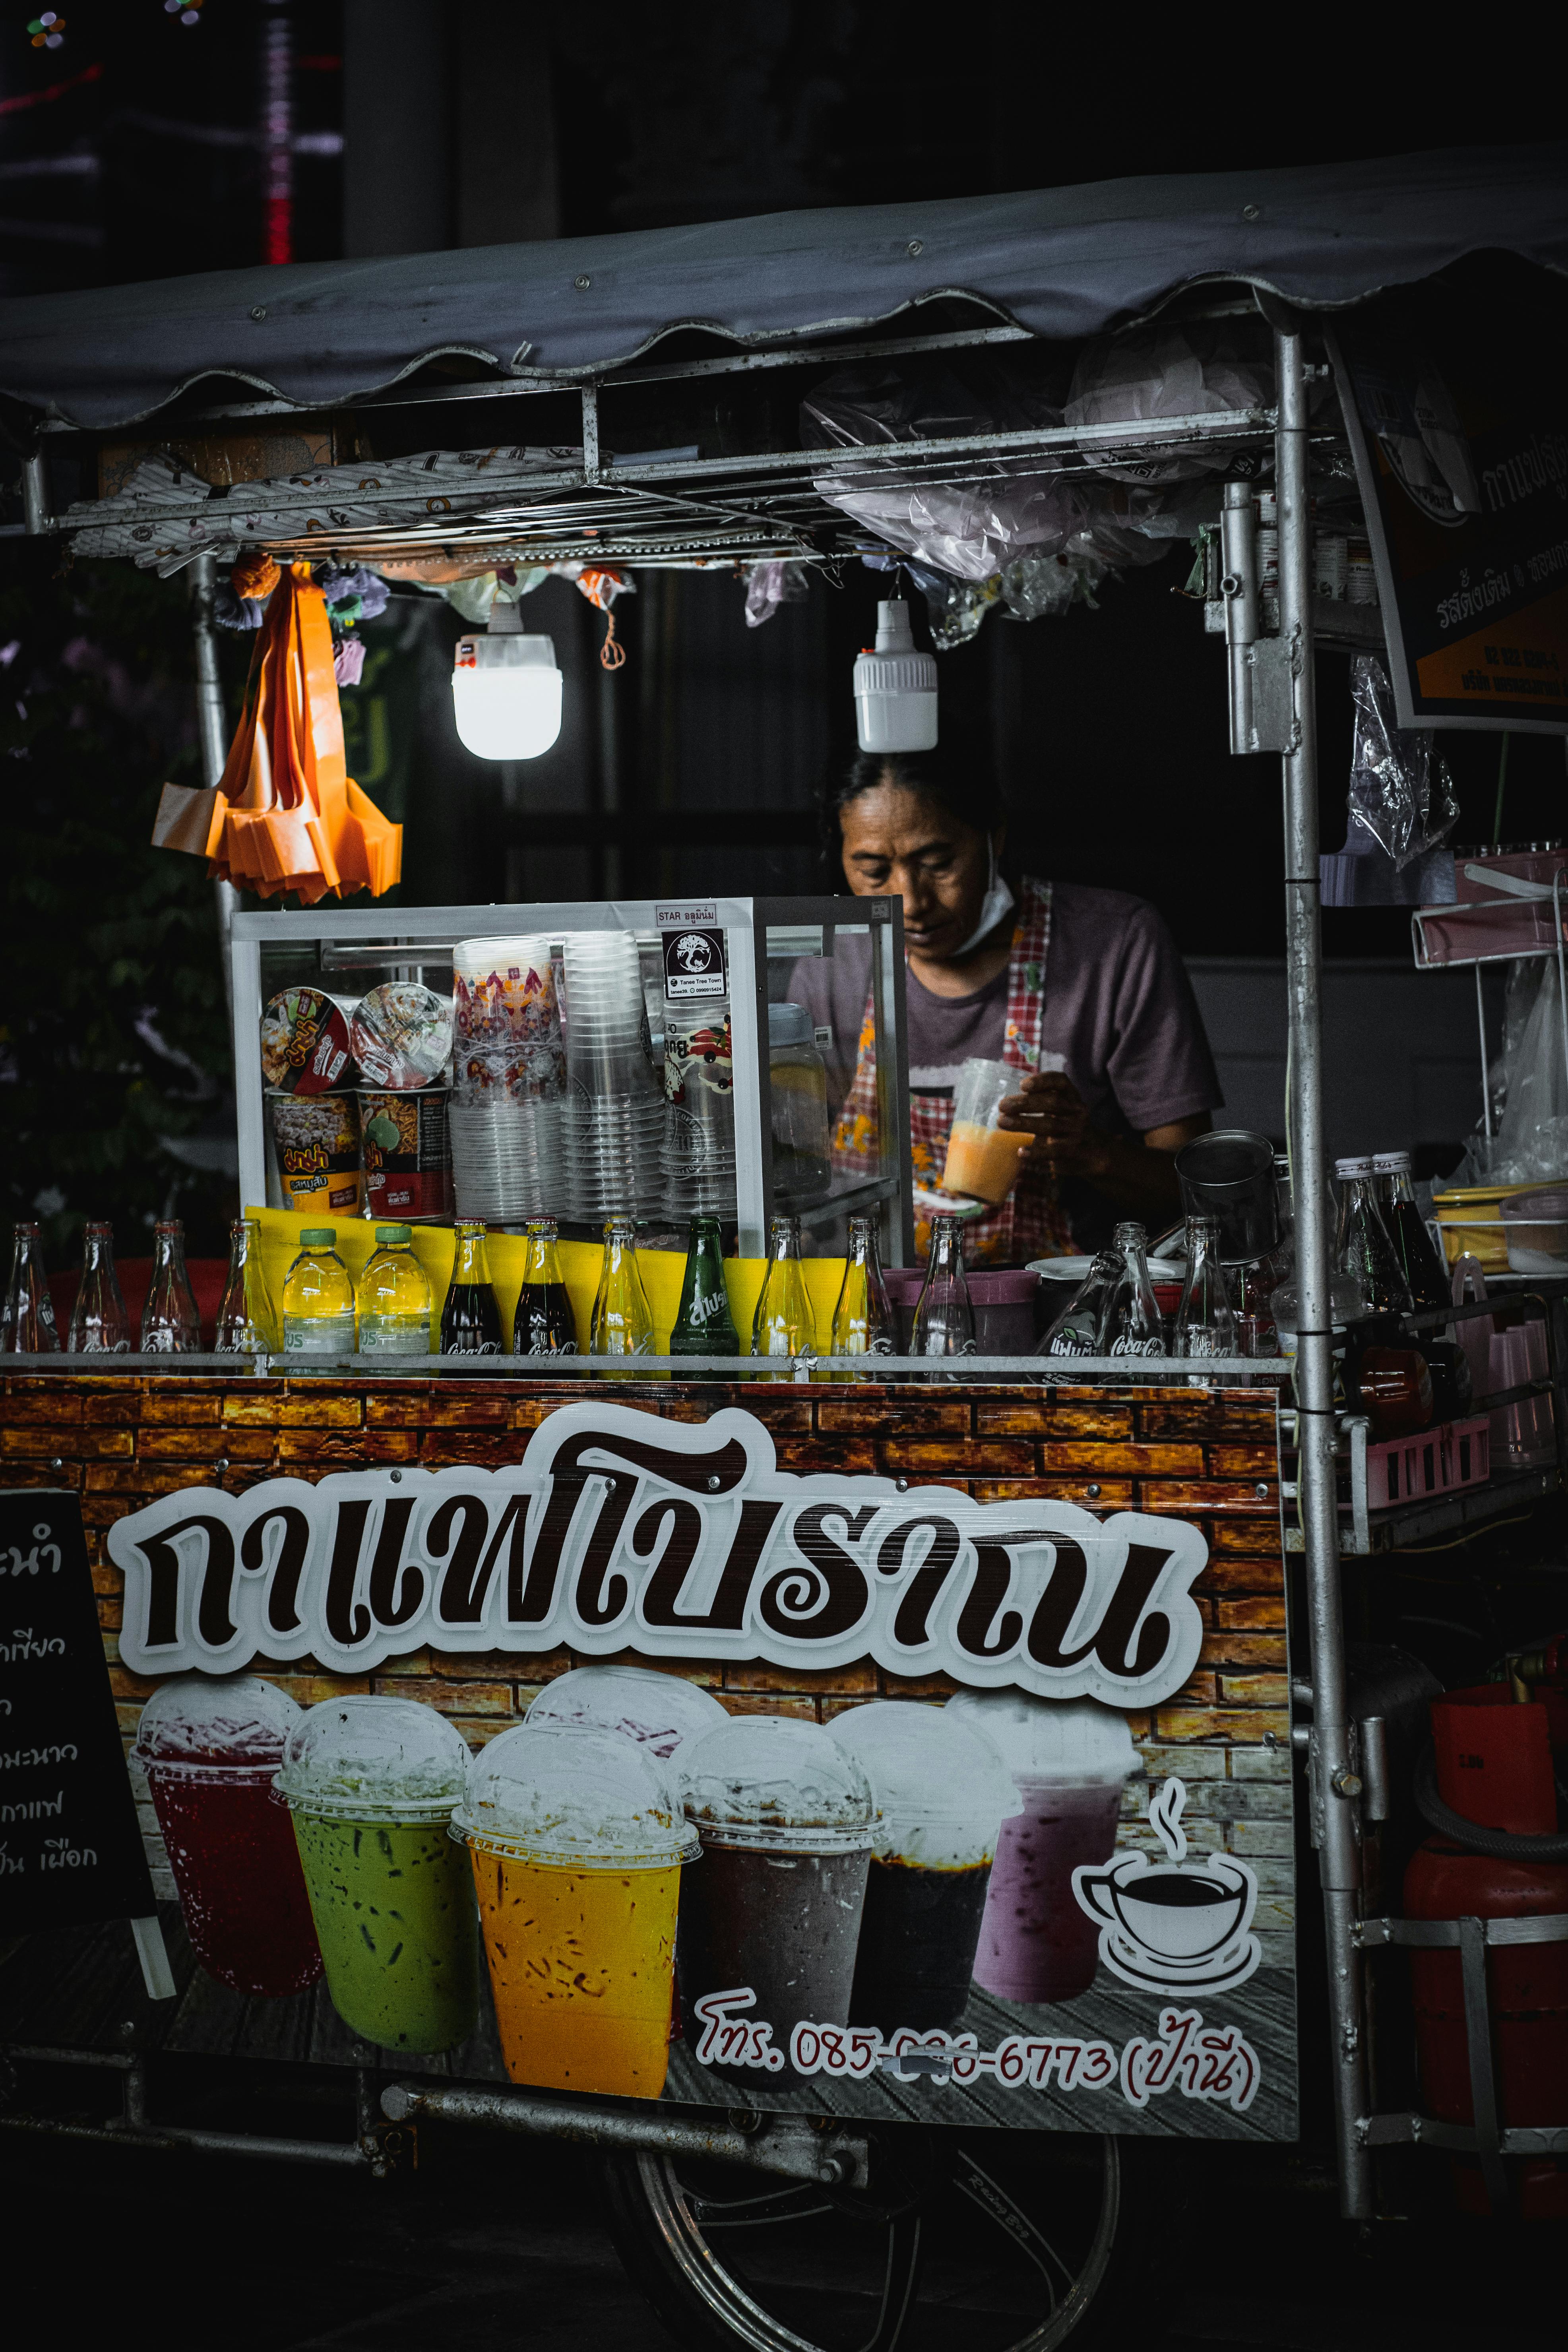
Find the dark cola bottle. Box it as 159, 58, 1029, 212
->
515, 1217, 579, 1355
441, 1220, 504, 1355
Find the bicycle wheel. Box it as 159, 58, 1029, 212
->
599, 2123, 1138, 2352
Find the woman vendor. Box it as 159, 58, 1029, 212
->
788, 751, 1222, 1264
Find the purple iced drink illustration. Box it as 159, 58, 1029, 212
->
944, 1692, 1138, 2005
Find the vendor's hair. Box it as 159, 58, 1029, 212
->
820, 752, 1006, 863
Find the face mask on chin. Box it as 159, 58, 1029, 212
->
952, 840, 1015, 959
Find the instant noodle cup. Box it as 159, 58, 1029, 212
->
276, 1697, 477, 2053
260, 986, 359, 1095
359, 1087, 453, 1221
269, 1091, 362, 1217
350, 981, 454, 1091
945, 1691, 1139, 2003
678, 1715, 873, 2077
524, 1664, 728, 1760
453, 1722, 697, 2097
133, 1674, 322, 1997
829, 1701, 1021, 2034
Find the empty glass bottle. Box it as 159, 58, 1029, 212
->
214, 1217, 278, 1352
1, 1222, 60, 1354
1105, 1221, 1166, 1357
282, 1228, 356, 1354
442, 1220, 504, 1355
515, 1218, 579, 1356
356, 1225, 434, 1356
830, 1214, 896, 1369
911, 1213, 977, 1368
591, 1218, 653, 1360
1372, 1150, 1449, 1312
751, 1213, 816, 1373
141, 1219, 200, 1353
67, 1222, 128, 1354
669, 1217, 740, 1369
1174, 1214, 1237, 1372
1335, 1156, 1411, 1315
1040, 1252, 1120, 1358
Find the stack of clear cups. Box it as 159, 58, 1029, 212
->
661, 1002, 737, 1220
449, 934, 566, 1222
558, 932, 669, 1217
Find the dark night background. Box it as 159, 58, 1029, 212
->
0, 4, 1563, 1260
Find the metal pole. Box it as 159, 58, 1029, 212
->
1275, 318, 1370, 2220
20, 450, 48, 535
189, 552, 241, 1018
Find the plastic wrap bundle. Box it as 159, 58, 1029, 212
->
1064, 324, 1273, 484
448, 936, 565, 1222
802, 359, 1089, 586
663, 1004, 737, 1219
1347, 654, 1457, 870
558, 932, 668, 1219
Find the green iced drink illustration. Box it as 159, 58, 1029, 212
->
277, 1695, 477, 2053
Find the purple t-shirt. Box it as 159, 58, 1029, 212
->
787, 880, 1221, 1239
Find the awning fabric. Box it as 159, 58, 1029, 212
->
2, 143, 1564, 432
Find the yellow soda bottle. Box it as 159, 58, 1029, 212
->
356, 1224, 434, 1355
281, 1228, 356, 1355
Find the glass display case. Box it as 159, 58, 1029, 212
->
230, 895, 914, 1263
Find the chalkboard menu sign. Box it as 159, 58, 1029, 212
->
0, 1488, 159, 1934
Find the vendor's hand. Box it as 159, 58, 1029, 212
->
996, 1071, 1108, 1184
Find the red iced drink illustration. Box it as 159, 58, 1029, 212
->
679, 1715, 874, 2080
133, 1673, 322, 1997
830, 1700, 1020, 2034
945, 1691, 1138, 2005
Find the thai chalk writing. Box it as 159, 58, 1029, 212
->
0, 1843, 21, 1875
39, 1837, 96, 1870
0, 1628, 67, 1661
2, 1527, 63, 1577
0, 1745, 76, 1770
0, 1787, 64, 1821
107, 1402, 1209, 1707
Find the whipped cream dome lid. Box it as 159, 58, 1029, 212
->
134, 1673, 302, 1774
830, 1700, 1021, 1866
454, 1722, 697, 1868
680, 1715, 874, 1851
525, 1664, 728, 1760
276, 1695, 471, 1819
944, 1691, 1140, 1788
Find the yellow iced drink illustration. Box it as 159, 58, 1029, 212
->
454, 1722, 697, 2098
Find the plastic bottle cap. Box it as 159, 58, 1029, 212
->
767, 1002, 814, 1048
276, 1695, 472, 1821
300, 1227, 337, 1245
1333, 1157, 1372, 1180
374, 1224, 413, 1244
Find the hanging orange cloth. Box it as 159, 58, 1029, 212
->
151, 563, 401, 904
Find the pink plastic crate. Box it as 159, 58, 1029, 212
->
1366, 1415, 1490, 1510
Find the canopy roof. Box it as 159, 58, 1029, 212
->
3, 142, 1564, 432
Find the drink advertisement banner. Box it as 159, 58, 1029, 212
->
1328, 282, 1568, 734
99, 1393, 1298, 2143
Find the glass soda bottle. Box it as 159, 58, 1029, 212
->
141, 1218, 200, 1352
67, 1222, 128, 1354
1372, 1150, 1448, 1312
911, 1212, 977, 1364
442, 1220, 503, 1355
751, 1213, 816, 1374
1335, 1155, 1411, 1315
515, 1217, 579, 1355
214, 1217, 278, 1352
669, 1216, 740, 1369
1105, 1221, 1166, 1357
591, 1217, 653, 1360
356, 1224, 433, 1356
1175, 1213, 1238, 1373
830, 1213, 897, 1368
1040, 1251, 1120, 1357
0, 1221, 60, 1353
282, 1228, 356, 1354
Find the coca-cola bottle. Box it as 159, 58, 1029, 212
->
1039, 1252, 1120, 1358
141, 1219, 200, 1352
1372, 1151, 1448, 1312
1174, 1214, 1237, 1374
911, 1213, 977, 1370
1105, 1222, 1166, 1357
514, 1218, 578, 1356
67, 1222, 129, 1354
213, 1217, 278, 1352
1, 1222, 60, 1353
442, 1220, 503, 1355
1334, 1155, 1411, 1315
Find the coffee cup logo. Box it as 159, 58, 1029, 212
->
1072, 1777, 1261, 1997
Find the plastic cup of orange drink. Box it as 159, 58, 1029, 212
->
452, 1722, 698, 2098
941, 1057, 1036, 1204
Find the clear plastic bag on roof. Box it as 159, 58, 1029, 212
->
744, 559, 812, 627
1347, 653, 1458, 870
1456, 957, 1568, 1185
824, 472, 1090, 586
1065, 325, 1273, 483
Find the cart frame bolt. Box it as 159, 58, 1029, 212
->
1332, 1769, 1363, 1798
1085, 1482, 1102, 1501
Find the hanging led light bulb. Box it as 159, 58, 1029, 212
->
853, 597, 937, 753
450, 603, 563, 760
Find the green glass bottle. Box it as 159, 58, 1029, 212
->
750, 1213, 817, 1377
669, 1217, 740, 1373
591, 1218, 653, 1365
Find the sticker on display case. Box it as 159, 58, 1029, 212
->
660, 923, 728, 1003
105, 1401, 1297, 2143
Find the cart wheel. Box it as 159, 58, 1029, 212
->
599, 2124, 1144, 2352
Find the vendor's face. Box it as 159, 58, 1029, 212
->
838, 785, 997, 963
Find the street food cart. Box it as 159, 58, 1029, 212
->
2, 146, 1566, 2348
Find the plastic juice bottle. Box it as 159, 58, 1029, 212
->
281, 1228, 356, 1354
356, 1224, 433, 1355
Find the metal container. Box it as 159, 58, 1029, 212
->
1174, 1129, 1279, 1267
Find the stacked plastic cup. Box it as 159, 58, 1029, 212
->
449, 934, 566, 1222
558, 932, 669, 1217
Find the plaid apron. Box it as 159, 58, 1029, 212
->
831, 876, 1076, 1267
